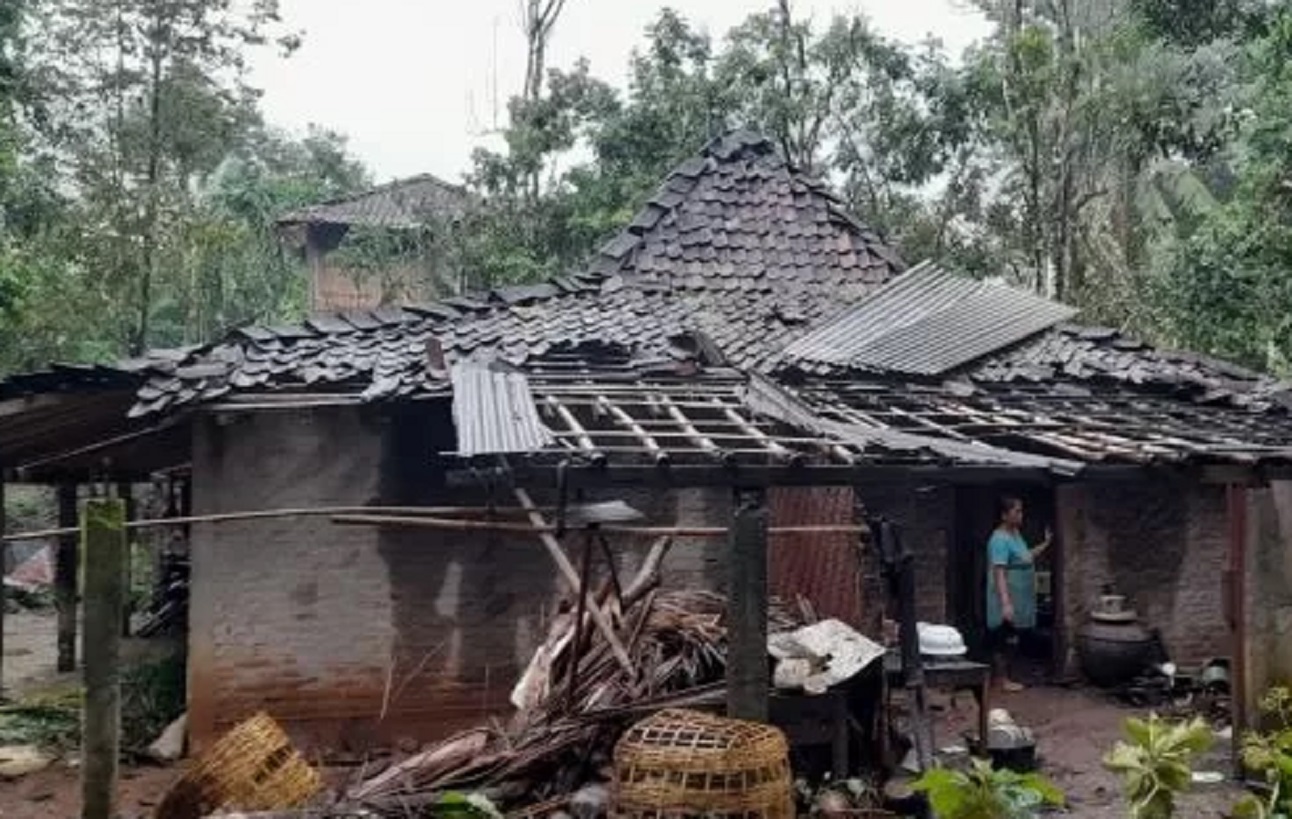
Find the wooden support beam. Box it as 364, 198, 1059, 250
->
450, 463, 1056, 490
0, 473, 6, 697
656, 395, 730, 463
55, 485, 78, 673
512, 489, 635, 676
117, 483, 134, 638
545, 396, 604, 465
726, 487, 769, 722
1227, 483, 1249, 772
81, 498, 126, 819
597, 396, 668, 465
714, 399, 797, 463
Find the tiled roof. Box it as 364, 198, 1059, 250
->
971, 325, 1292, 412
6, 129, 1292, 472
125, 129, 908, 416
276, 173, 470, 230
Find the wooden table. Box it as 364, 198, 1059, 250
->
767, 665, 885, 779
884, 652, 991, 748
770, 687, 852, 778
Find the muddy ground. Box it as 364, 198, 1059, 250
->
0, 610, 1247, 816
934, 684, 1241, 817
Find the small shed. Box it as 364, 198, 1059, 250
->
276, 174, 471, 311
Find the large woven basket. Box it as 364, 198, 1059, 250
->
612, 708, 793, 819
154, 712, 320, 819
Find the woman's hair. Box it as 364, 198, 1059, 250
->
997, 495, 1023, 522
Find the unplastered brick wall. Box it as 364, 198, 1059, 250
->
1057, 478, 1229, 672
855, 484, 954, 623
188, 404, 738, 751
188, 406, 393, 752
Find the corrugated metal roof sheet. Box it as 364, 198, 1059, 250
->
449, 363, 554, 457
782, 262, 1078, 376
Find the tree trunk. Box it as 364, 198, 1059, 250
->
133, 42, 165, 356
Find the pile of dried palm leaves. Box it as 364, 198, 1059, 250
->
336, 539, 807, 816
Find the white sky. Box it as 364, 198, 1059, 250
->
247, 0, 993, 183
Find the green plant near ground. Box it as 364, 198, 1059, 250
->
0, 685, 82, 751
431, 791, 502, 819
1231, 686, 1292, 819
911, 758, 1063, 819
121, 653, 186, 752
1103, 714, 1213, 819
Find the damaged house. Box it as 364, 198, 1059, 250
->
2, 130, 1292, 754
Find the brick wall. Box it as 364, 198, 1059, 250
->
188, 407, 393, 752
188, 403, 954, 752
1057, 477, 1230, 673
854, 484, 955, 624
188, 405, 737, 751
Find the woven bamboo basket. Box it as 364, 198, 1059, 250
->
612, 708, 794, 819
154, 712, 320, 819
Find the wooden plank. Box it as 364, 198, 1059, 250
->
452, 463, 1055, 490
512, 489, 635, 676
81, 498, 126, 819
117, 483, 135, 637
55, 485, 78, 673
726, 488, 769, 722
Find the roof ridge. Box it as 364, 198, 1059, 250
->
584, 125, 904, 280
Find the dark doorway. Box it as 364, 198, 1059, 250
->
949, 485, 1061, 682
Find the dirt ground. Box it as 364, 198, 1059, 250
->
0, 610, 1248, 816
933, 684, 1242, 817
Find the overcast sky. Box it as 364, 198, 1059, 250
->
247, 0, 993, 184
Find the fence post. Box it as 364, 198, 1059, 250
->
726, 487, 769, 722
81, 498, 125, 819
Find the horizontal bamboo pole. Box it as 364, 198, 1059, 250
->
0, 505, 563, 543
5, 506, 871, 543
332, 513, 868, 538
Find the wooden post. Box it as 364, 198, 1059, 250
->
117, 483, 134, 637
1228, 483, 1249, 771
56, 484, 79, 673
0, 472, 6, 698
81, 498, 126, 819
727, 487, 769, 722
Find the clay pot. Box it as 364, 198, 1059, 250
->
1075, 596, 1156, 687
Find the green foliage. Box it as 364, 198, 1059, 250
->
1103, 713, 1214, 819
121, 653, 186, 753
0, 686, 82, 751
1151, 8, 1292, 373
911, 758, 1063, 819
1, 0, 1290, 382
1232, 686, 1292, 819
432, 791, 502, 819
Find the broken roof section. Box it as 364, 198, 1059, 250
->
122, 129, 908, 416
276, 173, 471, 231
444, 369, 1048, 471
450, 363, 554, 457
781, 262, 1078, 376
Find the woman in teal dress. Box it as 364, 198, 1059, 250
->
985, 496, 1051, 692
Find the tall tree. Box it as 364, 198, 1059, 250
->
27, 0, 300, 353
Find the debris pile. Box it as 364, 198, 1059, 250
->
342, 587, 807, 813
